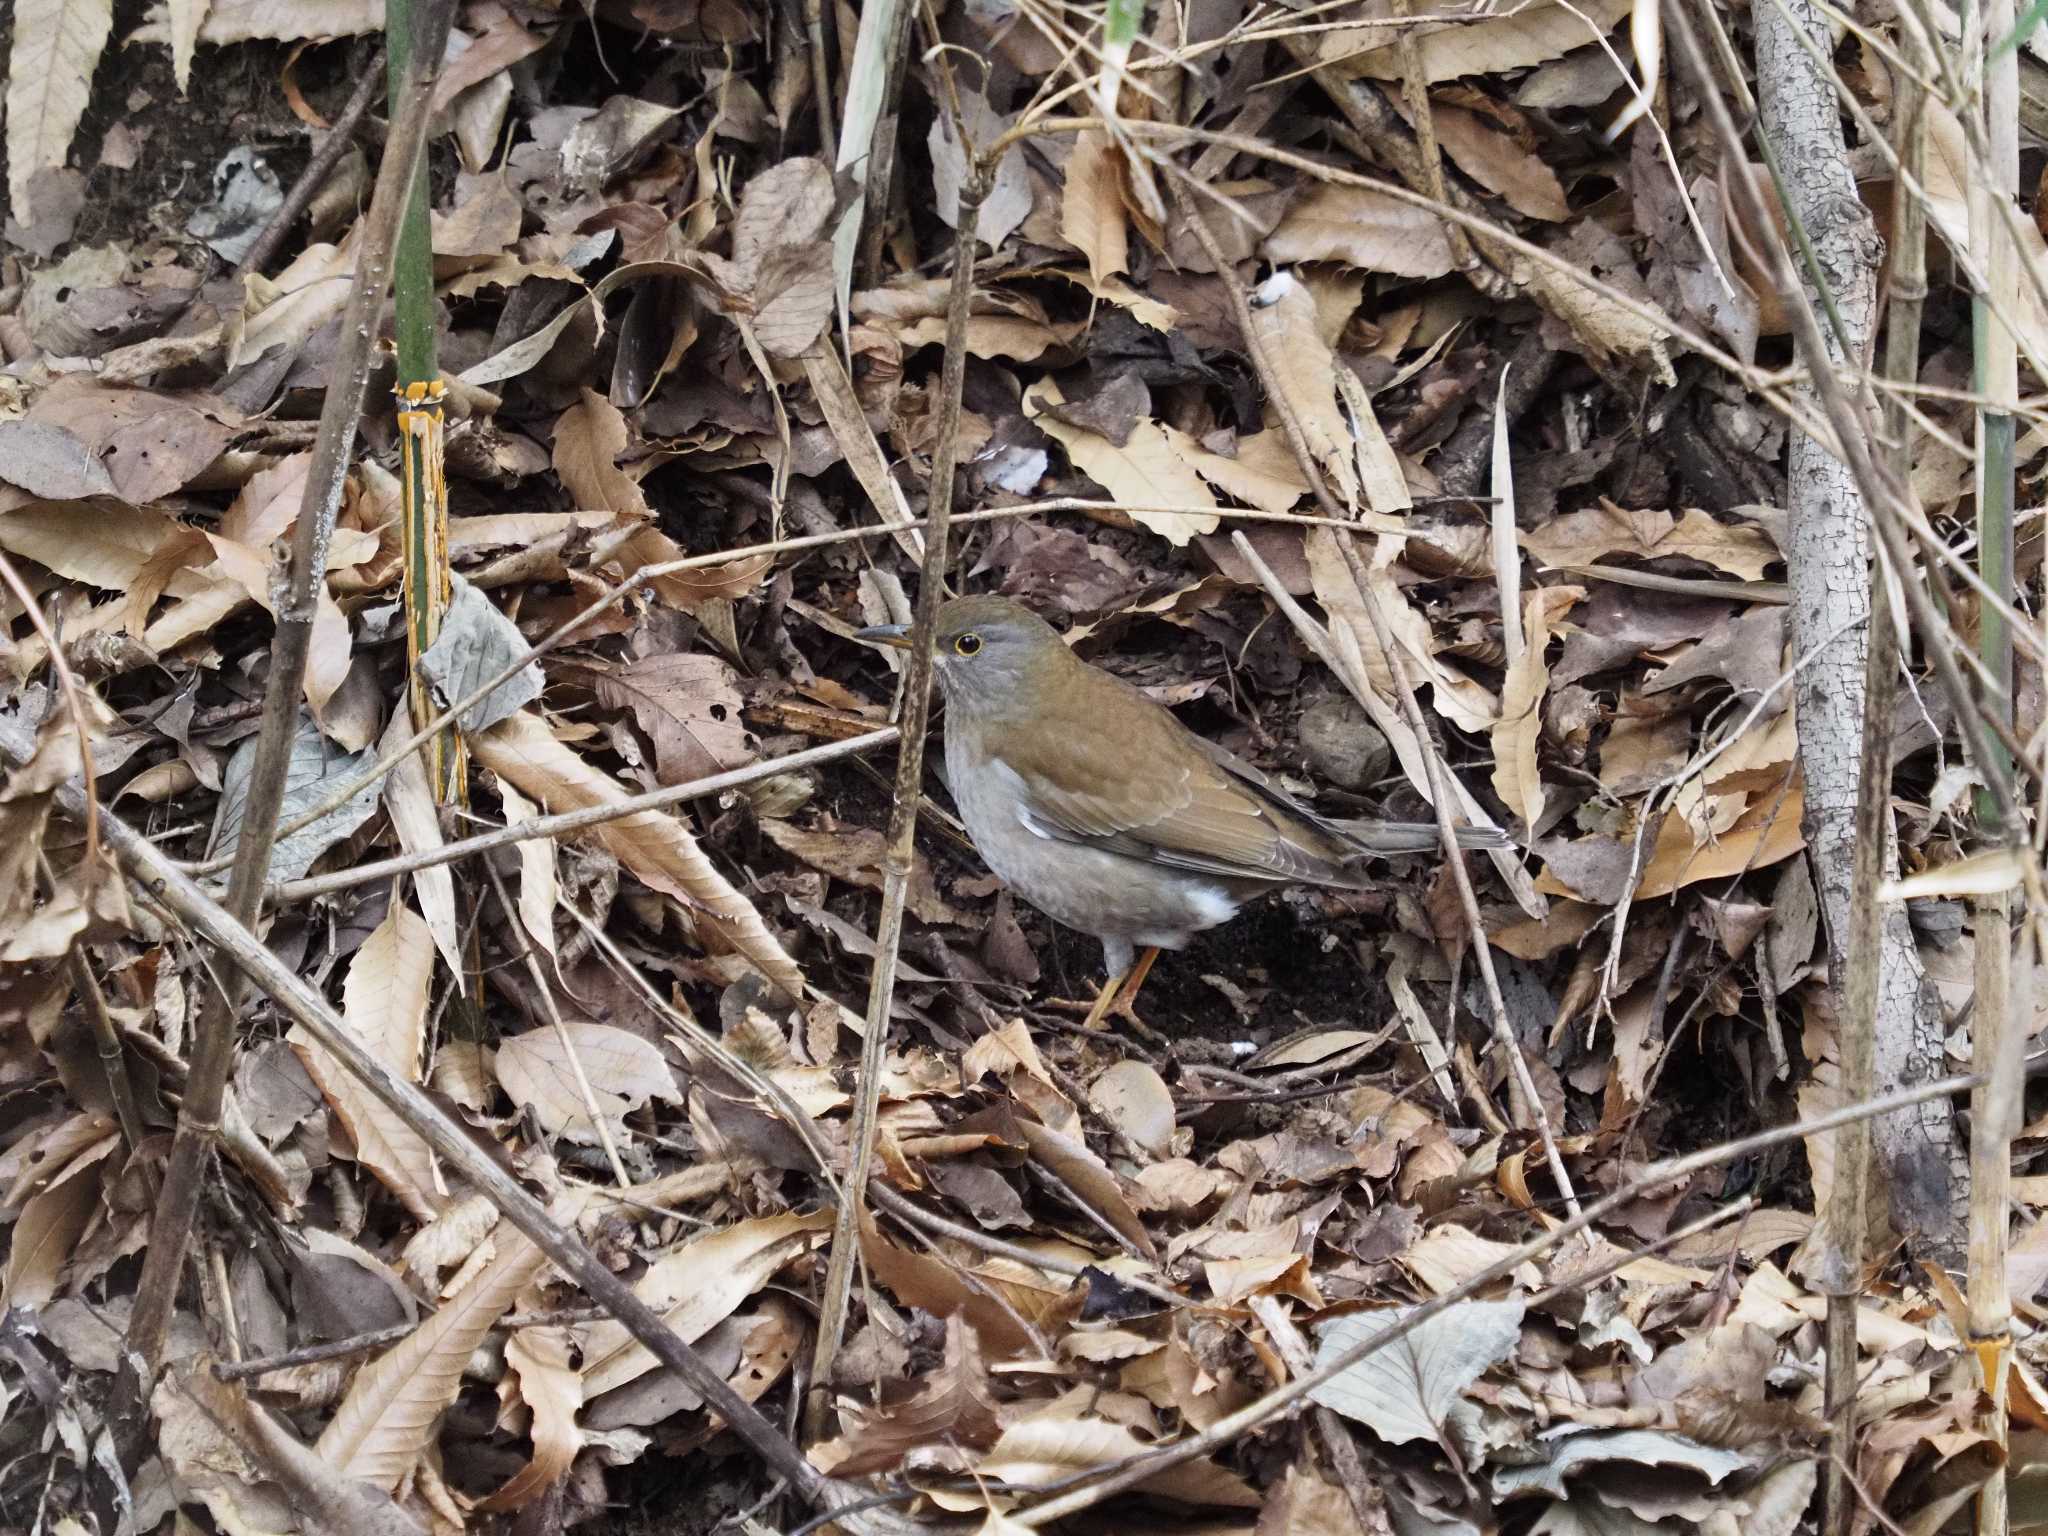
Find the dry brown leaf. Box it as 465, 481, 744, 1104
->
472, 710, 806, 997
1523, 503, 1778, 580
1264, 185, 1456, 278
606, 525, 773, 611
1025, 379, 1218, 545
494, 1021, 679, 1143
1323, 0, 1632, 82
760, 818, 969, 926
1398, 98, 1570, 222
5, 0, 113, 228
824, 1316, 1003, 1475
1247, 275, 1361, 510
1490, 586, 1583, 828
3, 1157, 105, 1311
971, 1415, 1261, 1507
290, 905, 444, 1221
134, 0, 382, 45
856, 1207, 1037, 1357
377, 709, 462, 981
494, 776, 559, 964
1333, 364, 1413, 514
1062, 130, 1128, 287
1520, 258, 1676, 384
1085, 1061, 1176, 1160
578, 1210, 830, 1396
477, 1326, 586, 1512
317, 1224, 553, 1488
571, 652, 753, 787
552, 389, 652, 519
1161, 424, 1306, 516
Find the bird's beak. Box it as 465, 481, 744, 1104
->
856, 623, 913, 650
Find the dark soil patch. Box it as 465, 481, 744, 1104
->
68, 15, 369, 256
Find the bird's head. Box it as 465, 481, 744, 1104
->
858, 595, 1071, 719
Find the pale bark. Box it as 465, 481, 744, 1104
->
1755, 0, 1959, 1249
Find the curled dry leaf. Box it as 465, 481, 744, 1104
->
576, 1209, 831, 1396
289, 904, 445, 1221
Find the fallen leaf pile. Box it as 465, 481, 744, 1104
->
0, 0, 2040, 1533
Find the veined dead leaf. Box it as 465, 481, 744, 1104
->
1322, 0, 1632, 82
1491, 587, 1584, 828
377, 708, 463, 982
3, 1144, 112, 1311
1161, 424, 1307, 516
969, 1415, 1261, 1508
1264, 185, 1457, 279
133, 0, 384, 46
471, 710, 807, 998
1523, 503, 1778, 581
553, 389, 653, 519
477, 1326, 586, 1512
1024, 379, 1219, 545
495, 776, 559, 963
1880, 849, 2031, 902
317, 1222, 555, 1489
824, 1316, 1003, 1476
290, 905, 445, 1221
1062, 130, 1128, 287
570, 652, 754, 788
1247, 274, 1360, 510
578, 1210, 831, 1396
1391, 96, 1570, 222
5, 0, 114, 229
495, 1020, 679, 1143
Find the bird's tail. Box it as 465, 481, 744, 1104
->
1335, 818, 1514, 855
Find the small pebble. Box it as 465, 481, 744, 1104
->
1299, 694, 1390, 791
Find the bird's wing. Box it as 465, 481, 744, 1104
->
987, 667, 1362, 886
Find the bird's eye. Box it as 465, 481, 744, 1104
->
954, 632, 983, 656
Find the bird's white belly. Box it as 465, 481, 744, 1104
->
947, 734, 1247, 947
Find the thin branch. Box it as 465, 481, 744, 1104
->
269, 729, 901, 904
805, 143, 988, 1439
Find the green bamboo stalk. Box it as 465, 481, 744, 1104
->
387, 0, 460, 806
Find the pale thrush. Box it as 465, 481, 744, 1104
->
861, 595, 1510, 1027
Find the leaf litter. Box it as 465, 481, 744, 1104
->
0, 2, 2025, 1534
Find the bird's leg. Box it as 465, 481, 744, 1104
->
1078, 946, 1162, 1036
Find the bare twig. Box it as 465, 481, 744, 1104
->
805, 142, 988, 1440
270, 729, 903, 904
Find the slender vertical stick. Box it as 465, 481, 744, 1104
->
804, 166, 988, 1436
1966, 0, 2023, 1522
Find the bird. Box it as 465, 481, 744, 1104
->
858, 594, 1512, 1031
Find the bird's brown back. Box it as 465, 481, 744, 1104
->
962, 641, 1370, 888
